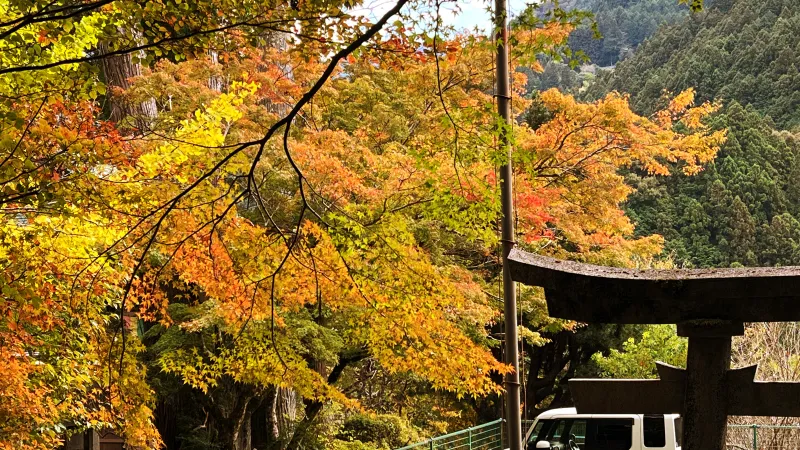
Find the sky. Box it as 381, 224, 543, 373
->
354, 0, 530, 35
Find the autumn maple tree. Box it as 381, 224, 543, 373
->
0, 0, 725, 448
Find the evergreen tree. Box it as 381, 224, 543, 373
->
585, 0, 800, 129
624, 103, 800, 268
568, 0, 690, 67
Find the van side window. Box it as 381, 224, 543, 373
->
643, 415, 666, 447
586, 418, 634, 450
674, 417, 683, 447
550, 420, 567, 442
527, 420, 548, 444
569, 420, 587, 448
538, 419, 587, 449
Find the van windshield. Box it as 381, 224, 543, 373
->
527, 420, 548, 443
527, 418, 633, 450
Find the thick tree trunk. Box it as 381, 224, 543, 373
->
209, 395, 253, 450
235, 403, 254, 450
273, 387, 297, 441
253, 386, 298, 450
258, 30, 291, 116
285, 348, 368, 450
217, 396, 261, 450
153, 395, 179, 449
252, 390, 273, 450
208, 50, 224, 93
199, 379, 268, 450
97, 42, 157, 128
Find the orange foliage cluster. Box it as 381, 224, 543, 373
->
150, 213, 509, 399
513, 89, 725, 256
0, 15, 727, 449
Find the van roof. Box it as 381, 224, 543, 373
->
536, 407, 578, 419
533, 408, 681, 420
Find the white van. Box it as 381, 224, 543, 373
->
524, 408, 683, 450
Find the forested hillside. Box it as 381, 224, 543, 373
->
626, 103, 800, 268
568, 0, 688, 66
587, 0, 800, 129
522, 0, 689, 98
576, 0, 800, 268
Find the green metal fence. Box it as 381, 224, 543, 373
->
522, 420, 535, 435
395, 419, 504, 450
727, 424, 800, 450
395, 420, 800, 450
520, 420, 800, 449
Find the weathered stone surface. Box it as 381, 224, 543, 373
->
677, 320, 745, 337
569, 379, 686, 414
508, 248, 800, 323
683, 337, 731, 450
726, 366, 800, 417
510, 250, 800, 450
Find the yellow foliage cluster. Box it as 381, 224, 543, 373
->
0, 11, 728, 447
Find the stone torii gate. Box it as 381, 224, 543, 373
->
507, 249, 800, 450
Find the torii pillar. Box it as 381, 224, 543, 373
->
508, 249, 800, 450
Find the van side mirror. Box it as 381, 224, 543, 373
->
535, 442, 552, 449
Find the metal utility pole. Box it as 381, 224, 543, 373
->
495, 0, 522, 448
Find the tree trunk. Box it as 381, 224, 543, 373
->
97, 41, 157, 129
285, 348, 368, 450
208, 50, 224, 93
252, 388, 274, 450
200, 379, 266, 450
209, 394, 253, 450
235, 403, 254, 450
273, 387, 297, 442
253, 386, 298, 450
258, 30, 291, 116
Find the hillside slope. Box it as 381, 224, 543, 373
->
626, 103, 800, 268
568, 0, 689, 67
574, 0, 800, 268
586, 0, 800, 129
521, 0, 689, 95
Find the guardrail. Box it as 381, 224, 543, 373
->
395, 420, 800, 450
395, 419, 503, 450
727, 424, 800, 450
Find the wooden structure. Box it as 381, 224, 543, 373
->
508, 249, 800, 450
63, 429, 124, 450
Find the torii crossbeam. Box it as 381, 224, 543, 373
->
508, 248, 800, 450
